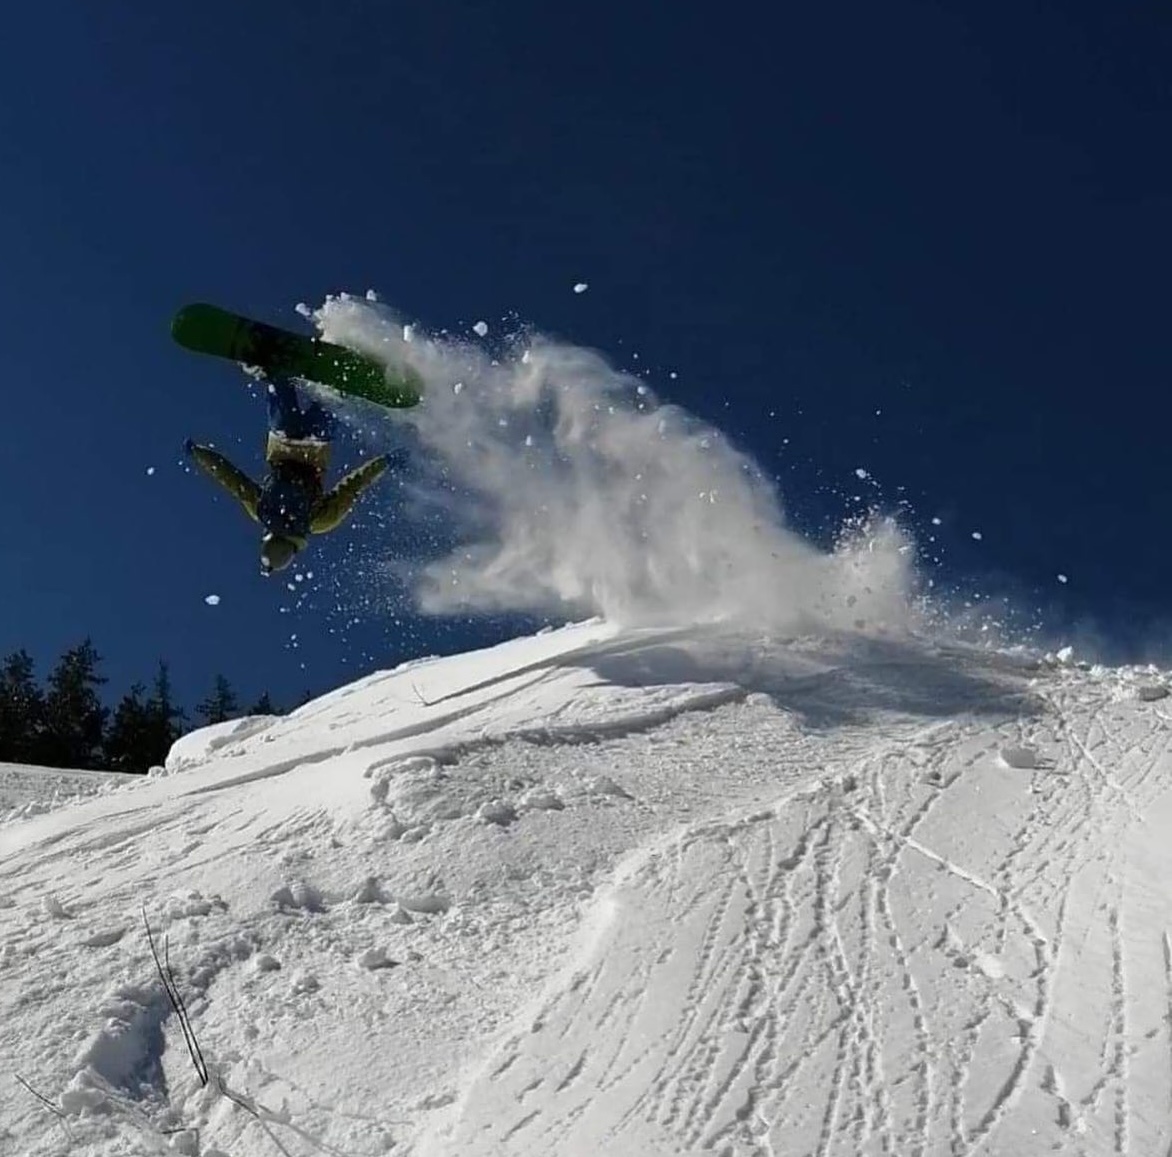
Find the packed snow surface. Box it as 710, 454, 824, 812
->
2, 621, 1172, 1155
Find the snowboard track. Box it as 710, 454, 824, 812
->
435, 665, 1172, 1156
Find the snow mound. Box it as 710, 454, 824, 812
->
164, 714, 282, 774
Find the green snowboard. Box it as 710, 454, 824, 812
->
172, 302, 422, 409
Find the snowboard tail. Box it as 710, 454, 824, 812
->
172, 302, 422, 409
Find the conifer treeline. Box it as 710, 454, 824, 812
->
0, 640, 282, 774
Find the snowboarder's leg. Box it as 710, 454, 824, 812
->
266, 379, 300, 434
266, 379, 334, 441
299, 395, 334, 441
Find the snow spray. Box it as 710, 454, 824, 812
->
312, 294, 918, 634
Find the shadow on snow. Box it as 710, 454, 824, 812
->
564, 628, 1042, 730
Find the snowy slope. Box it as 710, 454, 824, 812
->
0, 763, 126, 820
1, 622, 1171, 1156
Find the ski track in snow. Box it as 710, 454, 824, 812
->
1, 625, 1171, 1157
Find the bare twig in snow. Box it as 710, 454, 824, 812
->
142, 904, 209, 1086
14, 1074, 66, 1119
141, 904, 381, 1155
14, 1073, 74, 1143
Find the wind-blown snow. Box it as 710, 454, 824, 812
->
314, 296, 917, 633
3, 622, 1172, 1155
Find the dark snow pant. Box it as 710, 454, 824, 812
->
266, 379, 334, 441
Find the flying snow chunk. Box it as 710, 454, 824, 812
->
971, 531, 983, 541
403, 324, 415, 343
204, 594, 221, 606
472, 320, 489, 337
855, 468, 870, 480
573, 282, 589, 294
1057, 574, 1069, 584
146, 466, 155, 476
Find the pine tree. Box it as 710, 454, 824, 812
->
143, 661, 186, 765
248, 690, 278, 715
104, 683, 153, 773
0, 649, 44, 764
197, 674, 239, 725
39, 639, 108, 770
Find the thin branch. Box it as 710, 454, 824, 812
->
164, 932, 209, 1086
222, 1086, 296, 1157
14, 1074, 65, 1119
142, 904, 208, 1086
161, 1126, 200, 1141
14, 1073, 75, 1144
218, 1076, 358, 1157
140, 905, 371, 1156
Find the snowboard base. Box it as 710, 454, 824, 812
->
172, 302, 422, 409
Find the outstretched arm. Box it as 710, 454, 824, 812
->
185, 440, 262, 523
310, 453, 393, 534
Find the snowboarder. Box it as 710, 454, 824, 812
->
185, 378, 395, 576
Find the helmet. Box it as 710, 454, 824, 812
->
260, 533, 301, 576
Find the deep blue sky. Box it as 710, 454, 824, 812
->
1, 0, 1168, 710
